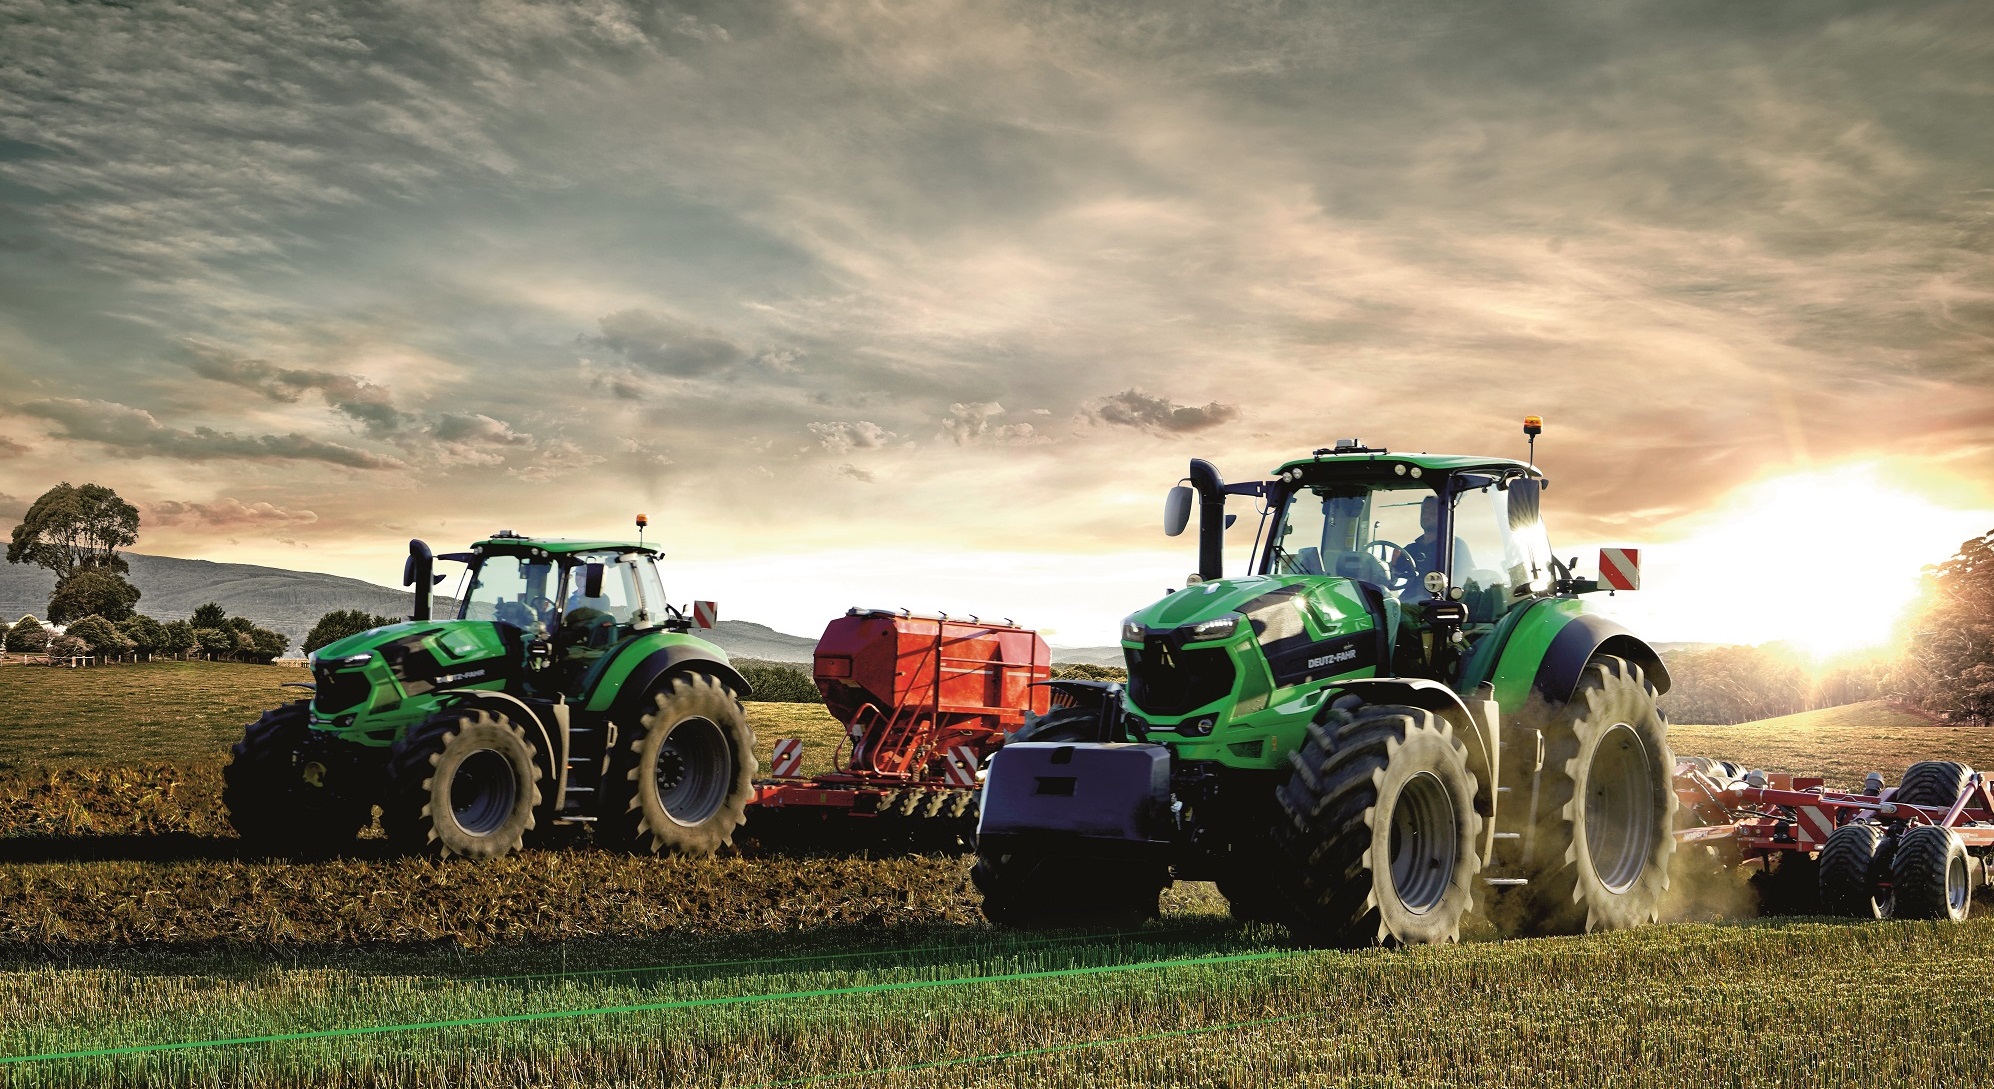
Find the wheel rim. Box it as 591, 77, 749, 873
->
1948, 851, 1969, 915
654, 717, 731, 826
1388, 771, 1458, 914
449, 748, 519, 836
1585, 723, 1656, 894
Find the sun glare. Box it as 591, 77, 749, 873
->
1596, 464, 1993, 660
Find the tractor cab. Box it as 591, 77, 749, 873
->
1253, 447, 1557, 674
446, 533, 686, 693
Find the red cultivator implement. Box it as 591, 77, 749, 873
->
749, 609, 1051, 850
1674, 756, 1994, 921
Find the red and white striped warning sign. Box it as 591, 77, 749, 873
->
1598, 548, 1641, 591
942, 745, 981, 787
692, 600, 718, 628
1793, 805, 1835, 847
771, 738, 803, 778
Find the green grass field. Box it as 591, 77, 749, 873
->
3, 665, 1994, 1086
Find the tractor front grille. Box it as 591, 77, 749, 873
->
313, 663, 372, 715
1125, 641, 1236, 717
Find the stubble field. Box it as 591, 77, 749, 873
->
2, 661, 1992, 1087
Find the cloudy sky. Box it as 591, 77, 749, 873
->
1, 0, 1990, 645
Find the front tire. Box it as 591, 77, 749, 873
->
383, 709, 543, 859
1892, 825, 1972, 922
1515, 655, 1676, 934
222, 701, 369, 855
604, 674, 756, 856
1272, 703, 1482, 947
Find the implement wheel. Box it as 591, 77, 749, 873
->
604, 674, 756, 856
1515, 655, 1675, 935
1271, 702, 1481, 947
384, 709, 542, 858
1892, 826, 1972, 922
1819, 822, 1893, 918
972, 850, 1167, 928
222, 701, 370, 855
1894, 761, 1975, 809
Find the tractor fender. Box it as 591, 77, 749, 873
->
432, 689, 562, 796
1326, 677, 1496, 852
1533, 613, 1671, 703
607, 645, 755, 727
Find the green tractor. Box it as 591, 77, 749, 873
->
975, 431, 1677, 945
223, 527, 758, 859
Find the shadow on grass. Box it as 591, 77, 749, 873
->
0, 916, 1258, 989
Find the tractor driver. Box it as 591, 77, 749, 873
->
553, 562, 618, 685
1400, 496, 1474, 590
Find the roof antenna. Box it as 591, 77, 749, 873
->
636, 512, 648, 550
1523, 415, 1542, 468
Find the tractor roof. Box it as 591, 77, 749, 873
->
471, 535, 657, 556
1271, 450, 1541, 479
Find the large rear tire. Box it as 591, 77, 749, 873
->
1514, 655, 1676, 935
1271, 703, 1482, 947
1819, 822, 1893, 918
971, 850, 1167, 928
603, 673, 756, 856
222, 701, 370, 855
1891, 825, 1972, 922
1893, 761, 1975, 809
383, 709, 542, 859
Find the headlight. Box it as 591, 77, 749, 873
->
337, 653, 373, 666
1122, 618, 1145, 643
1186, 614, 1240, 642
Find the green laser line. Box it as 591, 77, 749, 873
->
1, 949, 1299, 1065
756, 1009, 1321, 1087
459, 921, 1236, 986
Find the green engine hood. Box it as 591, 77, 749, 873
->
1126, 574, 1382, 641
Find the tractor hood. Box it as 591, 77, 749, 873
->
1120, 574, 1388, 724
309, 619, 521, 724
1125, 574, 1380, 644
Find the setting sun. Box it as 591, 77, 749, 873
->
1587, 463, 1994, 659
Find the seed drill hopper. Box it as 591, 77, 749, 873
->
750, 609, 1052, 849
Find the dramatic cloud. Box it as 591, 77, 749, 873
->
17, 398, 404, 470
940, 402, 1043, 446
589, 310, 750, 377
807, 421, 897, 455
426, 413, 534, 467
148, 498, 320, 528
184, 344, 403, 435
1083, 390, 1241, 434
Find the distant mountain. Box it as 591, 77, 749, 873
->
0, 553, 420, 649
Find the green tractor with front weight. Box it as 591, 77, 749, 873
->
975, 428, 1677, 945
223, 527, 757, 859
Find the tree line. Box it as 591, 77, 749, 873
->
4, 482, 289, 664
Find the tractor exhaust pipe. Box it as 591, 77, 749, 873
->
1189, 458, 1225, 583
404, 539, 435, 621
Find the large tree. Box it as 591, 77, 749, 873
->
1896, 529, 1994, 723
6, 483, 140, 579
46, 567, 142, 623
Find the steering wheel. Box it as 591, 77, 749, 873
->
1365, 540, 1415, 591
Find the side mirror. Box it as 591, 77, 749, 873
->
582, 562, 605, 599
1163, 485, 1194, 537
1507, 478, 1543, 529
